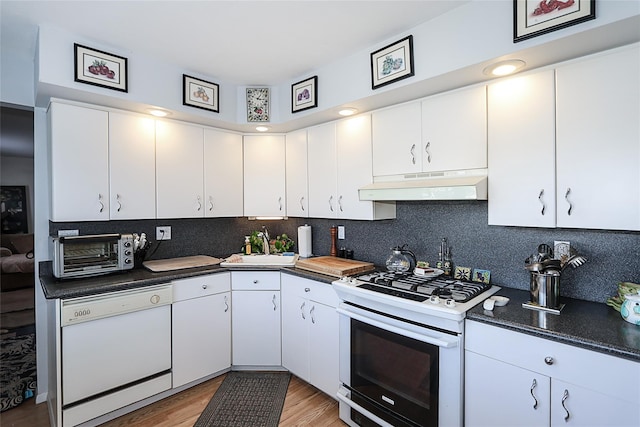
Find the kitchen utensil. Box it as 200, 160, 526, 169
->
620, 290, 640, 325
537, 243, 553, 257
540, 258, 561, 272
530, 270, 562, 309
385, 244, 417, 273
562, 254, 587, 271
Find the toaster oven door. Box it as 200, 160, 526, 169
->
55, 234, 122, 278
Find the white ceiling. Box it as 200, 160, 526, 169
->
0, 0, 470, 86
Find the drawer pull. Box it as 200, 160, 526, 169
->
304, 287, 310, 292
272, 294, 277, 311
544, 356, 554, 365
561, 389, 570, 421
530, 379, 538, 409
253, 280, 259, 284
202, 284, 208, 289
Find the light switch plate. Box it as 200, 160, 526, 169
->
338, 226, 345, 240
156, 226, 172, 240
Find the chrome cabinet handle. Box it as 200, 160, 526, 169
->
530, 379, 539, 409
116, 194, 122, 212
544, 356, 554, 365
310, 305, 316, 324
272, 294, 277, 311
253, 279, 259, 284
565, 188, 572, 216
561, 389, 570, 421
538, 189, 545, 216
300, 302, 306, 319
278, 196, 283, 211
304, 287, 310, 292
208, 196, 214, 212
425, 141, 432, 163
224, 295, 229, 312
410, 144, 416, 164
300, 197, 305, 211
338, 195, 343, 212
196, 196, 202, 211
329, 195, 334, 212
98, 194, 104, 213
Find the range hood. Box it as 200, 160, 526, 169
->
359, 170, 488, 201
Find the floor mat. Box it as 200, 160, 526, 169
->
0, 327, 36, 412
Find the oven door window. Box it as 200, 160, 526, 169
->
351, 318, 438, 426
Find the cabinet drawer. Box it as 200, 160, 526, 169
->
281, 275, 339, 307
231, 271, 280, 290
465, 320, 640, 403
173, 273, 230, 302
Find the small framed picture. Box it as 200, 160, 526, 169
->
370, 35, 414, 90
513, 0, 596, 43
74, 43, 128, 92
454, 266, 472, 281
183, 75, 219, 113
291, 76, 318, 113
246, 87, 270, 122
473, 269, 491, 284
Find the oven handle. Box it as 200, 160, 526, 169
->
337, 307, 458, 348
336, 386, 395, 427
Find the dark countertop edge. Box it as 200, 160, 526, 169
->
465, 287, 640, 363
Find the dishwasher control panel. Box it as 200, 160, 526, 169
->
61, 284, 172, 326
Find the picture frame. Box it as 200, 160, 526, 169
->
246, 87, 270, 122
291, 76, 318, 113
513, 0, 596, 43
74, 43, 128, 92
472, 269, 491, 285
370, 35, 414, 90
1, 186, 29, 234
183, 74, 220, 113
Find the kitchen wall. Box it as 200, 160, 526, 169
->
50, 200, 640, 304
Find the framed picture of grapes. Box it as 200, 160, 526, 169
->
74, 43, 128, 92
183, 74, 220, 113
370, 35, 414, 90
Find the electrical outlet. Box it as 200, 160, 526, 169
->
338, 225, 345, 240
156, 226, 172, 240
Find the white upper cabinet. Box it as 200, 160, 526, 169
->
109, 112, 156, 220
372, 102, 422, 176
155, 120, 204, 219
555, 46, 640, 231
307, 122, 338, 218
204, 128, 243, 217
488, 69, 557, 228
421, 85, 487, 172
285, 129, 309, 217
49, 102, 110, 221
243, 135, 286, 217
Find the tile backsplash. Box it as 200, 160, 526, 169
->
50, 201, 640, 303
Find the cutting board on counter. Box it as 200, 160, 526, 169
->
295, 256, 375, 277
143, 255, 222, 272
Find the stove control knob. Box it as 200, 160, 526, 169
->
349, 278, 359, 285
429, 295, 440, 304
445, 299, 456, 308
339, 276, 349, 283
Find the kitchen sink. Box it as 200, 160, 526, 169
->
220, 254, 299, 267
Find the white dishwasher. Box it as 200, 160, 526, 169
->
61, 284, 172, 427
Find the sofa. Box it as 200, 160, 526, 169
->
0, 234, 34, 292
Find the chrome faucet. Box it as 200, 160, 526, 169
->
260, 226, 270, 255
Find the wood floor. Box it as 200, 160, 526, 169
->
0, 373, 346, 427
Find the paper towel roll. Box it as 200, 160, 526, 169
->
298, 225, 313, 258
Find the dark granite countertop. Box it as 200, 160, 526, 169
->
466, 287, 640, 363
39, 261, 337, 299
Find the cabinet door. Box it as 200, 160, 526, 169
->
50, 103, 109, 221
281, 290, 310, 381
336, 115, 374, 220
109, 112, 156, 220
155, 121, 204, 218
308, 301, 339, 398
231, 290, 281, 366
421, 85, 487, 172
465, 351, 550, 427
204, 128, 243, 217
285, 129, 309, 217
172, 292, 231, 388
556, 47, 640, 231
243, 135, 286, 217
372, 102, 422, 176
487, 69, 556, 227
307, 123, 338, 218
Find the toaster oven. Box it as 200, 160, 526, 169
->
52, 233, 135, 279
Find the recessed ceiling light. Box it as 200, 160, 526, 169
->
148, 109, 170, 117
483, 59, 526, 77
338, 108, 358, 116
255, 125, 270, 132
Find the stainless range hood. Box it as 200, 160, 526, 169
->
359, 170, 488, 201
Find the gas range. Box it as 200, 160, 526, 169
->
332, 269, 499, 333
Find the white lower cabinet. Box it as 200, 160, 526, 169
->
464, 321, 640, 427
281, 275, 339, 398
172, 273, 231, 388
231, 271, 281, 367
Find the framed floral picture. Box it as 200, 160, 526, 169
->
74, 43, 128, 92
183, 74, 219, 113
514, 0, 596, 42
370, 35, 414, 90
291, 76, 318, 113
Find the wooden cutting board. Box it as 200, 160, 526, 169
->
295, 256, 375, 277
143, 255, 223, 272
